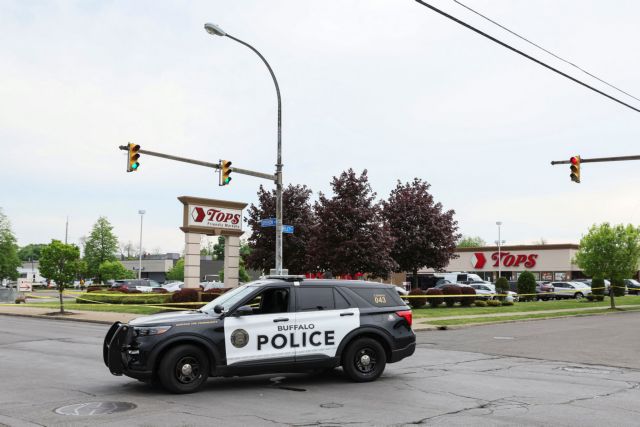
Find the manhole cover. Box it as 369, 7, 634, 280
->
320, 403, 343, 409
55, 402, 136, 416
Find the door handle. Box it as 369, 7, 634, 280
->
273, 318, 289, 322
340, 312, 354, 317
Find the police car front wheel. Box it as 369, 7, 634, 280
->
158, 344, 210, 394
342, 338, 387, 382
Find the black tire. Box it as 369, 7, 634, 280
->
158, 344, 210, 394
574, 292, 584, 300
342, 338, 387, 382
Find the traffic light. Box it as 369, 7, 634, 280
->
127, 143, 140, 172
219, 159, 232, 186
570, 155, 581, 183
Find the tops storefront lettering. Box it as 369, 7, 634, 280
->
473, 252, 538, 269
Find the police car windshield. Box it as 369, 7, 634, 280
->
201, 284, 255, 314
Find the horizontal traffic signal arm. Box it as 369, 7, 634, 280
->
117, 145, 276, 182
551, 155, 640, 165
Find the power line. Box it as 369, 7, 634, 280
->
452, 0, 640, 104
413, 0, 640, 114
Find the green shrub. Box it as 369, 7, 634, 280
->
611, 278, 626, 297
487, 299, 502, 307
495, 277, 509, 300
474, 300, 487, 307
425, 288, 444, 308
441, 284, 462, 307
516, 271, 536, 302
502, 300, 514, 306
460, 286, 476, 307
408, 288, 427, 309
172, 289, 200, 303
76, 292, 171, 305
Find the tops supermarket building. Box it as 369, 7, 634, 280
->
406, 244, 585, 286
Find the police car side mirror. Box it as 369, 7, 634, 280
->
234, 305, 253, 316
213, 305, 224, 314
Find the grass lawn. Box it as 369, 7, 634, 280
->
427, 306, 640, 326
412, 295, 640, 318
20, 302, 165, 315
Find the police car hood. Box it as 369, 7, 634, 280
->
129, 310, 216, 326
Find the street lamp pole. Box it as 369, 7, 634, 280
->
138, 210, 146, 279
204, 23, 284, 274
496, 221, 502, 280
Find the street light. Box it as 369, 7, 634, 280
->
204, 22, 284, 274
496, 221, 503, 280
138, 210, 146, 279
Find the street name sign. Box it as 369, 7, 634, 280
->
283, 225, 294, 234
261, 218, 277, 227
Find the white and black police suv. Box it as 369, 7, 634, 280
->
104, 276, 416, 393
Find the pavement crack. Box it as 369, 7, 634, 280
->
561, 382, 640, 405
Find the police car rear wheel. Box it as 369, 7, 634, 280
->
342, 338, 386, 382
158, 345, 210, 394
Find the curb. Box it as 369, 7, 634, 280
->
0, 312, 114, 325
412, 308, 640, 332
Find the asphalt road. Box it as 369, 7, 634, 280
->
1, 313, 640, 426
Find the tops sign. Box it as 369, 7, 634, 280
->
472, 252, 538, 269
190, 206, 241, 230
178, 196, 247, 236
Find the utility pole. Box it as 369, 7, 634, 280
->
138, 210, 145, 280
65, 216, 69, 244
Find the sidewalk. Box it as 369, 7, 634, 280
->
412, 304, 639, 330
0, 305, 138, 324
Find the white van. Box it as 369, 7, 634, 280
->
434, 272, 485, 284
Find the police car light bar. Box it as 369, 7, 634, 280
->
265, 275, 306, 282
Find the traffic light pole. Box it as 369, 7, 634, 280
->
118, 145, 276, 181
551, 155, 640, 165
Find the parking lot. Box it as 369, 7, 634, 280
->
2, 313, 640, 426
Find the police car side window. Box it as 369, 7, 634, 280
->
297, 287, 335, 311
241, 287, 290, 315
334, 288, 350, 309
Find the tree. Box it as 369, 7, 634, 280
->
212, 236, 226, 261
575, 223, 640, 309
516, 271, 536, 302
246, 184, 315, 274
309, 169, 397, 278
0, 208, 21, 281
495, 277, 509, 300
166, 259, 185, 281
98, 260, 134, 281
457, 236, 486, 248
383, 179, 460, 288
17, 243, 47, 261
39, 240, 82, 314
84, 217, 118, 283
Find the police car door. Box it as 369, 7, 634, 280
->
293, 286, 359, 361
224, 285, 295, 366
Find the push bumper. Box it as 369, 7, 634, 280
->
103, 322, 152, 380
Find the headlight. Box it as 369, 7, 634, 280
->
134, 325, 172, 337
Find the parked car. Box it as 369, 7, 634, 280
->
624, 279, 640, 295
469, 283, 495, 300
162, 282, 184, 293
112, 279, 163, 293
536, 281, 555, 301
550, 281, 591, 299
201, 281, 225, 291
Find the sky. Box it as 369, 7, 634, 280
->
2, 0, 640, 255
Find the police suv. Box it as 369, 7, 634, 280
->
104, 276, 416, 393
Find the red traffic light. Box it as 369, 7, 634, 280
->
570, 156, 579, 165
